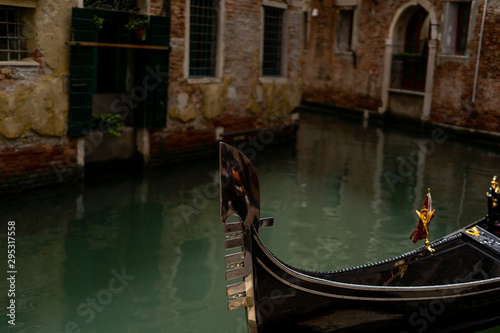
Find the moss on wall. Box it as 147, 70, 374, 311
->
263, 80, 302, 120
201, 76, 233, 120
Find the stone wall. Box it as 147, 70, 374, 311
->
431, 0, 500, 132
302, 0, 500, 133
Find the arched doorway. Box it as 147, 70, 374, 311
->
392, 7, 429, 91
379, 1, 438, 121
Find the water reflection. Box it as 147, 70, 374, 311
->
261, 113, 500, 274
1, 112, 500, 333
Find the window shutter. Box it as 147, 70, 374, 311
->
135, 15, 170, 129
68, 8, 97, 136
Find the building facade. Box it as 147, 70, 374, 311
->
0, 0, 79, 193
0, 0, 304, 193
302, 0, 500, 133
154, 0, 303, 165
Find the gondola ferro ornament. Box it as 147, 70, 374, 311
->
410, 188, 435, 252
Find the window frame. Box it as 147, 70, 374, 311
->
335, 8, 354, 53
0, 3, 38, 67
185, 0, 224, 83
454, 2, 471, 55
441, 0, 473, 57
259, 1, 288, 80
0, 5, 28, 62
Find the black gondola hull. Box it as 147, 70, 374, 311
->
252, 226, 500, 332
219, 142, 500, 333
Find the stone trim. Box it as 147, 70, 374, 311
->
0, 0, 37, 8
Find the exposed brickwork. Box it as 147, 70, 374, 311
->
160, 0, 304, 161
303, 0, 500, 133
0, 137, 81, 195
303, 0, 391, 110
151, 0, 168, 16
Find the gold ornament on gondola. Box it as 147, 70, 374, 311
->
410, 188, 435, 253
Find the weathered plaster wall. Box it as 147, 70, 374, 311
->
0, 77, 67, 138
0, 0, 80, 193
0, 0, 76, 138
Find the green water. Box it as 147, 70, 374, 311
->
2, 112, 500, 333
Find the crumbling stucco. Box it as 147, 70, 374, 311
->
0, 77, 68, 138
264, 80, 302, 120
35, 0, 76, 74
246, 77, 263, 115
201, 76, 233, 120
169, 92, 197, 122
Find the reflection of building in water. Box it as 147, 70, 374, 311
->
283, 113, 500, 270
0, 190, 80, 332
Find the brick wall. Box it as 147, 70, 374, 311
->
0, 137, 81, 195
162, 0, 303, 162
431, 0, 500, 132
303, 0, 390, 111
303, 0, 500, 133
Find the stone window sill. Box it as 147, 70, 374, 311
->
259, 76, 288, 85
438, 54, 469, 63
388, 88, 426, 97
0, 59, 39, 67
187, 77, 223, 85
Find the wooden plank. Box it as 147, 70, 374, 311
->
66, 41, 170, 51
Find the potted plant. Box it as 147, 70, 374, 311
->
92, 113, 124, 137
93, 15, 104, 31
125, 16, 149, 42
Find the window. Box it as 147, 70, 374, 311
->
455, 2, 470, 55
262, 6, 284, 77
0, 6, 28, 61
189, 0, 219, 77
336, 9, 354, 52
303, 11, 308, 50
442, 1, 471, 55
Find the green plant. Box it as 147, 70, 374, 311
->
92, 114, 124, 137
93, 15, 104, 30
125, 16, 149, 41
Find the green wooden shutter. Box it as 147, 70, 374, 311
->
68, 8, 97, 136
143, 15, 170, 129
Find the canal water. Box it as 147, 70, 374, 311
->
1, 112, 500, 333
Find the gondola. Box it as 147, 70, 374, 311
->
219, 142, 500, 333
